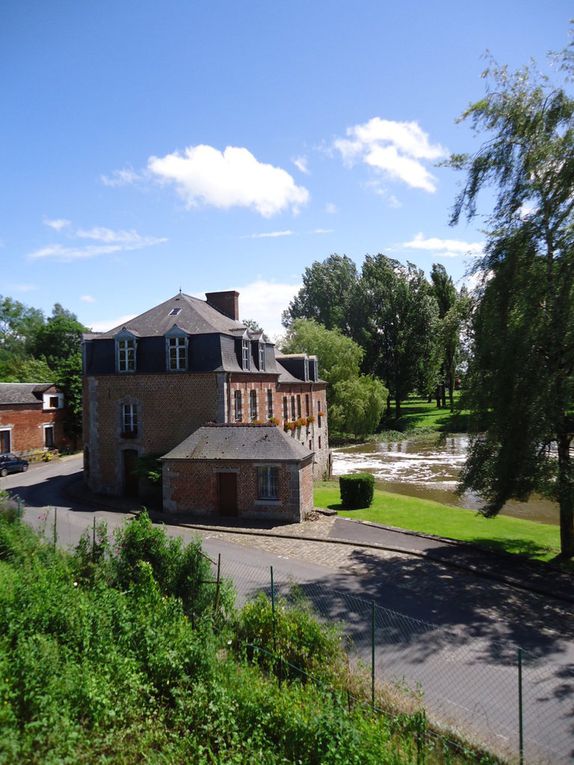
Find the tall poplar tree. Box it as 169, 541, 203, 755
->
450, 61, 574, 557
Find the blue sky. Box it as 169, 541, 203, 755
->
1, 1, 571, 337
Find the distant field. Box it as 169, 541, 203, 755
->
314, 481, 562, 563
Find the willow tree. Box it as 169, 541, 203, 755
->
450, 62, 574, 557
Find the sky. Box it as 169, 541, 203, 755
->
1, 1, 571, 338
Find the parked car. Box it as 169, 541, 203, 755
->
0, 453, 29, 477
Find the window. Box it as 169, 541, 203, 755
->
318, 436, 322, 449
291, 396, 296, 419
283, 396, 288, 420
305, 394, 310, 416
0, 429, 11, 453
44, 426, 54, 448
168, 307, 182, 316
303, 358, 309, 381
317, 401, 322, 428
167, 335, 187, 371
49, 396, 59, 409
242, 339, 250, 370
117, 337, 136, 372
258, 342, 266, 371
267, 389, 273, 419
250, 390, 258, 421
122, 404, 138, 437
296, 395, 301, 418
257, 466, 279, 500
234, 390, 243, 422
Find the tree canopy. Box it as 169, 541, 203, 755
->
450, 61, 574, 557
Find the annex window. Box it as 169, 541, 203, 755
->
44, 425, 54, 448
257, 466, 279, 500
0, 429, 11, 453
167, 335, 187, 371
258, 342, 266, 371
234, 390, 243, 422
266, 389, 273, 420
242, 339, 250, 370
117, 337, 136, 373
122, 403, 138, 437
250, 390, 258, 421
282, 396, 288, 420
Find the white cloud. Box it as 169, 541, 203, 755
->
100, 168, 141, 187
148, 144, 309, 217
80, 295, 96, 303
89, 313, 137, 333
292, 155, 309, 174
43, 217, 71, 231
28, 224, 167, 262
236, 279, 302, 340
402, 233, 484, 258
334, 117, 447, 193
7, 283, 37, 293
325, 202, 337, 215
311, 228, 333, 235
244, 230, 294, 239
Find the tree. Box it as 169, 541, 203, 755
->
353, 255, 439, 418
30, 306, 88, 366
281, 319, 387, 436
450, 61, 574, 557
243, 318, 263, 333
282, 254, 359, 334
0, 296, 45, 362
54, 353, 84, 447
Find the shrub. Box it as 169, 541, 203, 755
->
339, 473, 375, 509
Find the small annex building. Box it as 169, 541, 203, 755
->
0, 383, 68, 455
161, 423, 314, 523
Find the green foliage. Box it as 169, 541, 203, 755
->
0, 355, 53, 383
232, 592, 345, 684
282, 253, 359, 334
331, 375, 388, 437
449, 58, 574, 555
339, 473, 375, 509
134, 453, 163, 486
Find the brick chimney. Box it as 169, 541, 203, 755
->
205, 290, 240, 321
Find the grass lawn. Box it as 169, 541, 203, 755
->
389, 394, 470, 434
314, 481, 563, 563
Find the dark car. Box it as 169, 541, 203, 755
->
0, 453, 29, 477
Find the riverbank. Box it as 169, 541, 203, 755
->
314, 482, 564, 565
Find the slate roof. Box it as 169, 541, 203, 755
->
161, 423, 313, 462
0, 383, 54, 405
276, 361, 302, 384
96, 293, 249, 339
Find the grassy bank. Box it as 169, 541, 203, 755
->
0, 504, 496, 764
315, 482, 561, 563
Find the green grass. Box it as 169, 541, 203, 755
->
314, 482, 562, 563
388, 394, 470, 435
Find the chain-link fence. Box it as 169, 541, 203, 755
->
218, 554, 572, 764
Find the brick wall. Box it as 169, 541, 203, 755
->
0, 405, 68, 454
84, 373, 219, 495
163, 457, 312, 523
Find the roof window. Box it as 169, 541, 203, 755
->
168, 308, 182, 316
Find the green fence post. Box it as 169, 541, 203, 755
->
518, 648, 524, 765
371, 600, 375, 709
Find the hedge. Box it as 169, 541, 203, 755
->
339, 473, 375, 509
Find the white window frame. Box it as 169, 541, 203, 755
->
234, 390, 243, 422
256, 465, 279, 500
116, 332, 137, 373
266, 389, 273, 420
167, 335, 188, 371
43, 424, 55, 448
249, 390, 258, 421
0, 428, 12, 453
122, 403, 138, 435
242, 338, 251, 370
258, 342, 266, 371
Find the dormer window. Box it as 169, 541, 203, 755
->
168, 308, 182, 316
116, 334, 136, 373
165, 326, 188, 371
242, 339, 250, 370
258, 342, 266, 371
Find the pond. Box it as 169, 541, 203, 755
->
332, 434, 560, 525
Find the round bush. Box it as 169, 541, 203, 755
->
339, 473, 375, 509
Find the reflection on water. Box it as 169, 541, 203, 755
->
332, 435, 559, 525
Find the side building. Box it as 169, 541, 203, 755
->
82, 290, 330, 512
0, 383, 68, 455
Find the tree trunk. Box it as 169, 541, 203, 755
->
386, 395, 392, 417
395, 398, 401, 419
440, 384, 447, 409
557, 434, 574, 558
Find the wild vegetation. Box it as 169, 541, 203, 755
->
0, 502, 498, 763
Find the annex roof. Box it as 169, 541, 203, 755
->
95, 293, 249, 339
0, 383, 55, 405
161, 423, 313, 462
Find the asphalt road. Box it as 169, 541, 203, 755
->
3, 456, 573, 763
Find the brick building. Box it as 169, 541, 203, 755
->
0, 383, 67, 454
82, 290, 330, 512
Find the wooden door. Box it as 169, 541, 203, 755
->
123, 449, 139, 497
218, 473, 238, 516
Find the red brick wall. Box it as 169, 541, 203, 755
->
0, 405, 68, 453
84, 373, 220, 495
163, 457, 311, 523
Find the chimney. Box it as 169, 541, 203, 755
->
205, 290, 240, 321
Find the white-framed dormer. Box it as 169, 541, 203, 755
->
241, 332, 251, 371
42, 391, 64, 410
258, 341, 266, 371
165, 324, 189, 372
115, 329, 137, 373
